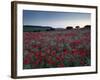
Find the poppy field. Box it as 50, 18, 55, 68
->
23, 29, 91, 69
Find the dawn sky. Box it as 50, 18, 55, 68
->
23, 10, 91, 28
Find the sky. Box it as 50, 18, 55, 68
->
23, 10, 91, 28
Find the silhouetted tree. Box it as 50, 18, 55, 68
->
66, 26, 73, 30
75, 26, 80, 29
84, 25, 91, 29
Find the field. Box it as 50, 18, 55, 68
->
23, 29, 91, 69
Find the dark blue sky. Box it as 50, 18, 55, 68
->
23, 10, 91, 28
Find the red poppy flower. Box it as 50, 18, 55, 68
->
23, 58, 30, 64
79, 49, 87, 57
72, 49, 79, 55
56, 55, 61, 61
51, 50, 56, 56
63, 48, 68, 55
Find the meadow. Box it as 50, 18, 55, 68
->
23, 28, 91, 69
